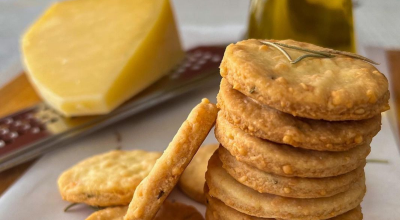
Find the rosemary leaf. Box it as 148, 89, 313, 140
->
90, 206, 105, 211
259, 41, 378, 65
366, 159, 389, 164
64, 203, 79, 212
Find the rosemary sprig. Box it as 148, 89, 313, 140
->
114, 130, 122, 150
259, 41, 379, 65
90, 206, 105, 211
64, 203, 79, 212
367, 159, 389, 164
324, 48, 379, 65
64, 203, 105, 212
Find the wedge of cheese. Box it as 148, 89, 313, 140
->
22, 0, 184, 116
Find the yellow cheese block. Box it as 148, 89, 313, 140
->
22, 0, 184, 116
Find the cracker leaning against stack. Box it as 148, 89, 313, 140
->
58, 98, 219, 220
205, 39, 390, 220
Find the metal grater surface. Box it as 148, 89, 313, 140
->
0, 46, 225, 171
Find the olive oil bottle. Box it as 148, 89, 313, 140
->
247, 0, 355, 52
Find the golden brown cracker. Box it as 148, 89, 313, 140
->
86, 206, 128, 220
217, 78, 381, 151
220, 39, 389, 120
215, 113, 370, 177
179, 143, 219, 203
123, 98, 218, 220
86, 200, 204, 220
219, 146, 365, 198
205, 193, 362, 220
58, 150, 161, 206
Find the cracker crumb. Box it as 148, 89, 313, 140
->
172, 167, 181, 176
201, 98, 210, 104
248, 125, 255, 132
238, 147, 247, 156
299, 83, 307, 90
276, 77, 287, 84
346, 102, 353, 108
274, 62, 288, 72
239, 175, 248, 182
355, 109, 365, 114
324, 70, 333, 75
354, 135, 363, 144
367, 90, 377, 103
282, 135, 292, 144
282, 165, 293, 174
331, 90, 343, 105
259, 45, 268, 51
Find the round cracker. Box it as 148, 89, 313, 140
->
215, 113, 370, 177
220, 39, 389, 121
217, 79, 381, 151
205, 192, 268, 220
179, 143, 219, 203
205, 152, 366, 220
86, 200, 204, 220
86, 206, 128, 220
219, 146, 365, 198
58, 150, 161, 206
123, 98, 218, 220
205, 192, 363, 220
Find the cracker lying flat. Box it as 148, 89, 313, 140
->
86, 200, 204, 220
58, 150, 161, 206
220, 39, 389, 121
219, 146, 365, 198
215, 113, 370, 178
86, 206, 128, 220
205, 192, 363, 220
205, 152, 366, 220
123, 98, 218, 220
179, 143, 218, 203
217, 79, 381, 151
205, 190, 268, 220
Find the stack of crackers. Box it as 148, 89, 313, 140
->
205, 39, 390, 220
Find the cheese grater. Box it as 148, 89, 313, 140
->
0, 46, 225, 172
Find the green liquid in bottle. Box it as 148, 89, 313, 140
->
247, 0, 355, 52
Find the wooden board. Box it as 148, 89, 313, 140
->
387, 50, 400, 140
0, 74, 40, 196
0, 74, 41, 117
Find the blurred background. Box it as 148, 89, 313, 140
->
1, 0, 400, 87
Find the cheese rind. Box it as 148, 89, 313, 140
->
22, 0, 184, 116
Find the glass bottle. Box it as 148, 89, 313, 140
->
247, 0, 355, 52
